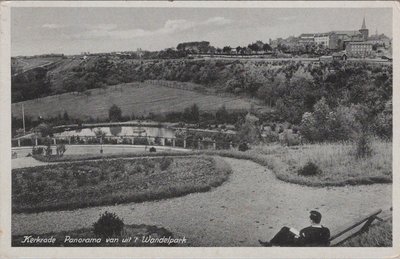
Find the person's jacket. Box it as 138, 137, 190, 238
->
296, 226, 330, 246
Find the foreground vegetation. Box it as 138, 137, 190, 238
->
31, 138, 392, 187
12, 156, 231, 213
252, 139, 392, 186
340, 219, 392, 247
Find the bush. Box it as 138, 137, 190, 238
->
149, 147, 156, 152
32, 147, 44, 155
109, 104, 122, 122
93, 211, 124, 238
160, 157, 173, 171
297, 161, 321, 176
238, 142, 249, 152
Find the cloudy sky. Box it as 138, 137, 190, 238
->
11, 7, 392, 56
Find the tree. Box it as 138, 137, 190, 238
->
216, 105, 229, 124
109, 104, 122, 122
237, 113, 262, 144
222, 46, 232, 54
63, 111, 70, 122
190, 104, 200, 123
248, 43, 260, 53
263, 43, 272, 52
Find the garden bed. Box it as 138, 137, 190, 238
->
12, 156, 231, 213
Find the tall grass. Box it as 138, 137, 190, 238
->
268, 139, 392, 186
340, 219, 392, 247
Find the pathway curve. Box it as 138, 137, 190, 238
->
12, 158, 391, 246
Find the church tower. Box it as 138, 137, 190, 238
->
359, 17, 369, 41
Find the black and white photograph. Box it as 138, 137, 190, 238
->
0, 1, 398, 258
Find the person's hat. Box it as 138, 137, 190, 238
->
310, 210, 322, 223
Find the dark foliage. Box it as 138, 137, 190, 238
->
238, 142, 249, 152
93, 211, 124, 238
297, 161, 322, 176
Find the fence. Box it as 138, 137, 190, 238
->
11, 135, 236, 150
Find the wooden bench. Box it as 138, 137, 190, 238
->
329, 209, 384, 246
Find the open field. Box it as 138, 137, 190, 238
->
11, 82, 262, 120
12, 156, 231, 213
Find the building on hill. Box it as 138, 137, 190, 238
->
299, 33, 315, 44
297, 17, 371, 51
345, 41, 373, 57
368, 33, 391, 48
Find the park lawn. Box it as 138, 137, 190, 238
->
12, 224, 179, 247
12, 156, 231, 213
250, 139, 392, 186
31, 139, 392, 187
340, 219, 392, 247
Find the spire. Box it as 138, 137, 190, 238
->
361, 17, 367, 30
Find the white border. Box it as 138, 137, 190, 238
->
0, 1, 399, 258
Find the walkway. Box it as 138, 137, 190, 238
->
12, 157, 391, 246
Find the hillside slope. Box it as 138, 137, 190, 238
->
11, 82, 263, 120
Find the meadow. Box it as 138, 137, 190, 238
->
12, 156, 232, 213
11, 82, 261, 120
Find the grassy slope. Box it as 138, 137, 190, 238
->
12, 156, 232, 213
14, 57, 64, 72
32, 139, 392, 187
11, 82, 260, 120
340, 219, 392, 247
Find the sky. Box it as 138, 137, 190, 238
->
11, 7, 392, 56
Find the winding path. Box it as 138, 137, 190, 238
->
12, 157, 391, 246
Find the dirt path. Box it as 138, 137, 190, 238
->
12, 158, 391, 246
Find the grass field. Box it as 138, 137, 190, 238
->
340, 219, 392, 247
251, 139, 392, 186
12, 156, 231, 213
13, 57, 64, 72
12, 223, 177, 247
11, 82, 261, 120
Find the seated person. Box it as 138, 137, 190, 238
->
259, 210, 330, 247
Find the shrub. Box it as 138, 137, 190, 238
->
32, 147, 44, 155
238, 142, 249, 152
160, 157, 173, 171
355, 133, 372, 159
93, 211, 124, 238
149, 147, 156, 152
297, 161, 321, 176
109, 104, 122, 122
45, 145, 52, 156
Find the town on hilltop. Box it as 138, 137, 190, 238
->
13, 17, 392, 62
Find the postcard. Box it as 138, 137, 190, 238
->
0, 1, 398, 258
